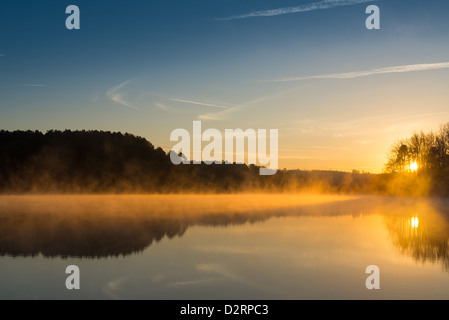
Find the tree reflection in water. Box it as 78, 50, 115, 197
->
1, 195, 449, 272
383, 198, 449, 271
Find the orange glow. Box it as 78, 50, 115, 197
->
410, 161, 418, 172
411, 217, 419, 229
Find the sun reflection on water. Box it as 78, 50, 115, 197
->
410, 217, 419, 229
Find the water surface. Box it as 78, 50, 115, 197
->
1, 194, 448, 299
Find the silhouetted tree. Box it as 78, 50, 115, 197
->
383, 122, 449, 196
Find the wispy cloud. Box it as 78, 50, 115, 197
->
21, 83, 45, 87
0, 54, 5, 57
284, 111, 449, 139
198, 107, 238, 121
217, 0, 375, 21
169, 98, 228, 109
196, 89, 292, 121
169, 98, 240, 120
268, 62, 449, 82
106, 79, 139, 110
155, 102, 177, 112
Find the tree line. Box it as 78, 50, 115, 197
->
0, 129, 377, 194
384, 123, 449, 174
381, 122, 449, 196
0, 127, 448, 196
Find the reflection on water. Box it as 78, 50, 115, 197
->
1, 194, 449, 299
0, 195, 354, 258
0, 195, 449, 270
382, 199, 449, 271
411, 217, 419, 229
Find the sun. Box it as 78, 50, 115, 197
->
410, 161, 418, 172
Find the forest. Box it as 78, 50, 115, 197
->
0, 125, 448, 196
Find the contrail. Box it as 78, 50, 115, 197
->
106, 79, 139, 110
21, 83, 46, 87
267, 62, 449, 82
169, 98, 228, 109
217, 0, 376, 21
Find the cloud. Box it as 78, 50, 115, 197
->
284, 112, 449, 140
169, 98, 241, 120
169, 98, 228, 109
155, 102, 177, 112
217, 0, 376, 20
355, 140, 375, 145
21, 83, 45, 87
196, 89, 292, 121
268, 62, 449, 82
198, 107, 237, 121
106, 79, 139, 110
0, 54, 4, 57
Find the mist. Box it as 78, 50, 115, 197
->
0, 128, 448, 196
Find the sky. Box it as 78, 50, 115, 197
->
1, 0, 449, 173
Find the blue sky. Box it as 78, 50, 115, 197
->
1, 0, 449, 172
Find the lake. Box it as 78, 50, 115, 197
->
1, 194, 449, 299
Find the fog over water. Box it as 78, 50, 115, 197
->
1, 194, 449, 299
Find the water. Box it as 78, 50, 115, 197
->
0, 194, 449, 299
